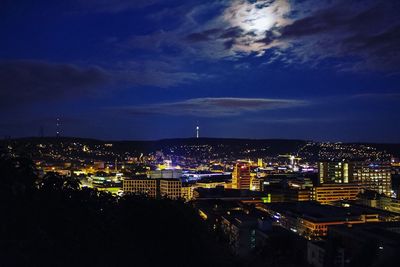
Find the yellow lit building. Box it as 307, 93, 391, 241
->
196, 181, 227, 189
318, 161, 351, 184
181, 185, 194, 201
160, 179, 182, 200
352, 162, 392, 196
312, 184, 361, 204
232, 162, 251, 190
250, 176, 262, 191
123, 179, 158, 198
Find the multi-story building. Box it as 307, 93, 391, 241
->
123, 178, 158, 198
181, 185, 194, 201
160, 179, 182, 200
352, 161, 392, 196
250, 176, 263, 191
318, 161, 351, 184
232, 162, 252, 190
319, 161, 392, 196
196, 180, 227, 189
312, 184, 361, 204
221, 212, 258, 257
256, 202, 396, 239
150, 169, 182, 179
358, 192, 400, 214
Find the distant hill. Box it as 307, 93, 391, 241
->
1, 137, 399, 160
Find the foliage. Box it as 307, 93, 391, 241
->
0, 153, 231, 266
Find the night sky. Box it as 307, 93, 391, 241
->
1, 0, 400, 142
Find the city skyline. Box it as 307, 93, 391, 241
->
1, 0, 400, 142
2, 1, 400, 266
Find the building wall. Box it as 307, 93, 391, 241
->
123, 179, 158, 198
312, 184, 361, 204
378, 196, 400, 214
160, 179, 182, 199
232, 163, 251, 190
318, 162, 351, 184
319, 161, 392, 196
353, 162, 392, 196
181, 186, 194, 201
150, 169, 182, 179
307, 242, 325, 267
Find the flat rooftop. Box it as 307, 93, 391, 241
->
260, 202, 371, 222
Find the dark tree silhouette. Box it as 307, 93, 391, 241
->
0, 152, 234, 267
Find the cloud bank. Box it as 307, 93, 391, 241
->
126, 0, 400, 72
0, 59, 206, 107
0, 61, 110, 107
116, 97, 308, 117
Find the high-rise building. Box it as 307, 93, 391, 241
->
232, 162, 252, 190
257, 158, 263, 168
318, 161, 352, 184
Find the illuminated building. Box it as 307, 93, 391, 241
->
232, 162, 251, 190
150, 169, 182, 179
257, 158, 263, 168
287, 188, 312, 202
250, 176, 262, 191
181, 185, 194, 201
256, 202, 395, 239
319, 161, 392, 196
123, 178, 158, 198
318, 161, 351, 184
312, 184, 361, 204
378, 196, 400, 213
196, 180, 227, 189
160, 179, 182, 200
352, 161, 392, 196
358, 192, 400, 214
93, 161, 105, 169
209, 163, 224, 173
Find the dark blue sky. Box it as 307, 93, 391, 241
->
1, 0, 400, 142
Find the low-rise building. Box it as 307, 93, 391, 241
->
256, 202, 397, 239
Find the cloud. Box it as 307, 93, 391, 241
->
116, 70, 206, 88
274, 0, 400, 71
350, 93, 400, 100
247, 117, 347, 124
0, 60, 209, 108
115, 97, 308, 117
127, 0, 399, 72
113, 59, 209, 88
0, 60, 110, 107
